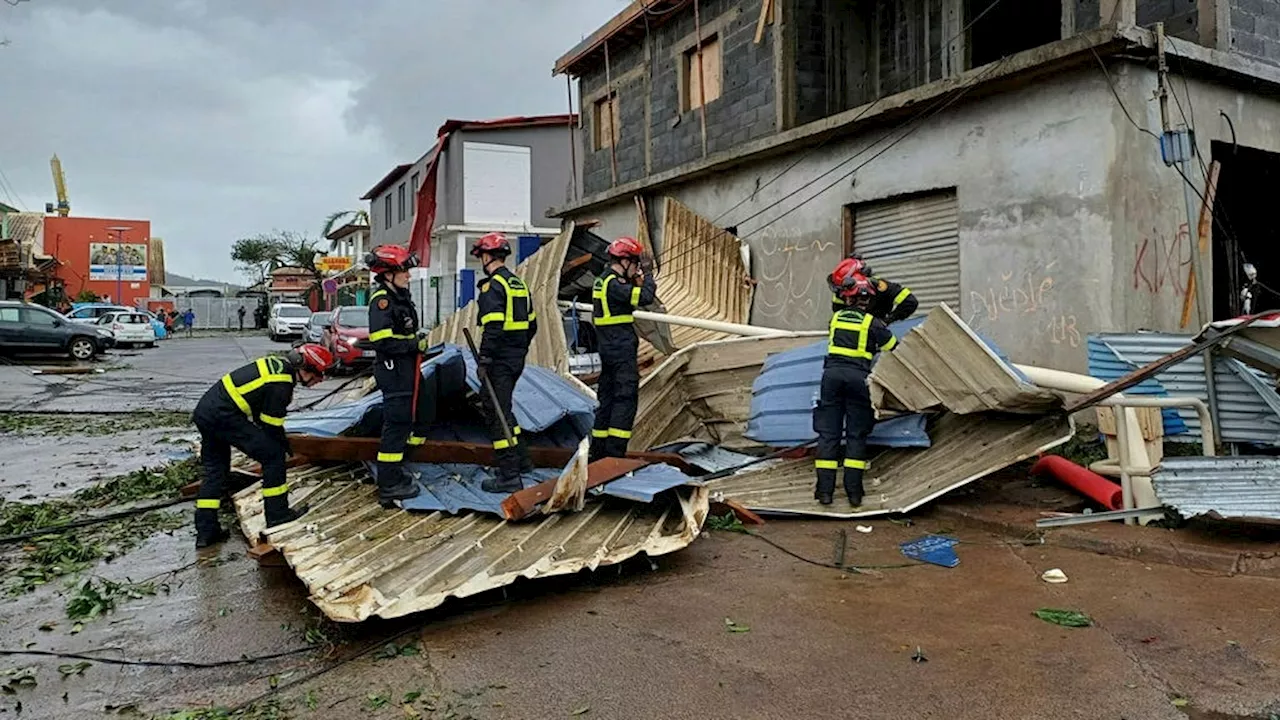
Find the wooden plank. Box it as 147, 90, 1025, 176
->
753, 0, 774, 44
285, 434, 694, 473
1062, 313, 1266, 413
502, 457, 653, 521
710, 498, 765, 525
1182, 159, 1221, 329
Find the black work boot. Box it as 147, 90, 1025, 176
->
375, 464, 420, 508
481, 473, 523, 495
264, 498, 310, 528
194, 509, 230, 548
845, 476, 865, 508
814, 487, 834, 505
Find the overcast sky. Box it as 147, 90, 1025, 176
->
0, 0, 620, 282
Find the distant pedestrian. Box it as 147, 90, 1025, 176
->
237, 305, 246, 332
183, 308, 195, 338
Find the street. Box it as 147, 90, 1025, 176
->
0, 336, 1277, 720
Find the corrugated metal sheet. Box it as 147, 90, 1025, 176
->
635, 197, 754, 368
853, 191, 960, 312
741, 332, 931, 448
634, 333, 822, 451
593, 463, 701, 503
1086, 335, 1188, 435
869, 303, 1062, 416
653, 441, 759, 473
1089, 332, 1280, 446
709, 412, 1074, 518
427, 223, 574, 376
1152, 456, 1280, 521
397, 465, 561, 515
232, 462, 709, 622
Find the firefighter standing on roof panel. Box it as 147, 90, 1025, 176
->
472, 232, 538, 494
590, 237, 659, 462
814, 260, 899, 508
830, 254, 919, 323
191, 344, 334, 548
366, 245, 429, 507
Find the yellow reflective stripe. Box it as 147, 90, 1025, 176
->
528, 311, 537, 321
370, 289, 387, 300
595, 314, 633, 326
261, 484, 289, 498
221, 374, 252, 417
259, 414, 284, 427
480, 312, 505, 325
892, 287, 912, 308
512, 425, 522, 435
881, 335, 898, 352
377, 451, 404, 462
629, 285, 642, 306
195, 498, 221, 509
844, 459, 868, 469
592, 275, 635, 326
406, 436, 425, 446
369, 328, 414, 341
815, 459, 839, 470
223, 358, 295, 419
591, 429, 609, 438
827, 312, 874, 359
490, 274, 531, 331
494, 437, 519, 450
607, 428, 632, 439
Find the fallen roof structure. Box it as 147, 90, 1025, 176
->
231, 462, 708, 622
1152, 456, 1280, 523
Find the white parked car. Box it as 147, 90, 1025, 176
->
66, 304, 132, 324
268, 303, 312, 341
96, 310, 157, 348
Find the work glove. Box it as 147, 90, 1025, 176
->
417, 334, 431, 353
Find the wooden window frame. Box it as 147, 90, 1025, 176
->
681, 33, 723, 113
593, 91, 620, 151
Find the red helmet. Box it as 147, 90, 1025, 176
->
845, 253, 873, 277
843, 274, 877, 300
470, 232, 511, 258
289, 343, 334, 375
365, 245, 418, 275
829, 258, 860, 294
607, 236, 645, 260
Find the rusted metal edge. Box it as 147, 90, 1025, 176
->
502, 457, 652, 521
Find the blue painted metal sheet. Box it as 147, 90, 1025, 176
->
458, 269, 476, 308
517, 235, 542, 263
1086, 335, 1187, 436
393, 464, 561, 515
594, 463, 698, 503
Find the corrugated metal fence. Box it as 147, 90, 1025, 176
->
158, 297, 259, 329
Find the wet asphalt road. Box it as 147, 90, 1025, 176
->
0, 335, 1278, 719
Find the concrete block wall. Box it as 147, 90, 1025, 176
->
578, 0, 777, 197
1137, 0, 1199, 41
1231, 0, 1280, 65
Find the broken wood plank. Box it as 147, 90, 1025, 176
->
247, 542, 285, 566
502, 456, 652, 521
710, 498, 765, 525
753, 0, 774, 43
559, 252, 594, 276
285, 434, 694, 473
1062, 312, 1266, 413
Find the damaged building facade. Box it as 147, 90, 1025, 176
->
551, 0, 1280, 372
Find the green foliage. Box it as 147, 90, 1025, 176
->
73, 290, 100, 303
0, 410, 191, 437
1034, 608, 1093, 627
72, 457, 199, 508
231, 230, 322, 285
706, 512, 746, 533
66, 577, 158, 621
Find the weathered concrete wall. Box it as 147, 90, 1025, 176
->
577, 0, 778, 198
1230, 0, 1280, 64
1109, 62, 1280, 331
1137, 0, 1200, 41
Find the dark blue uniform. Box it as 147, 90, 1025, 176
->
476, 265, 538, 486
368, 282, 427, 502
590, 269, 658, 461
830, 277, 918, 323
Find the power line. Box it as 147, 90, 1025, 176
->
0, 164, 28, 210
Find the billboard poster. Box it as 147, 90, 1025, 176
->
89, 243, 148, 282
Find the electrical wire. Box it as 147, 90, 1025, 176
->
707, 0, 1007, 228
0, 164, 27, 211
738, 528, 924, 573
0, 645, 317, 669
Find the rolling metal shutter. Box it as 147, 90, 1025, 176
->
852, 190, 960, 314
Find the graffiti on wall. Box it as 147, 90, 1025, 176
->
753, 229, 836, 324
1132, 223, 1191, 296
968, 261, 1081, 348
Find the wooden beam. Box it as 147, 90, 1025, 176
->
502, 457, 652, 521
710, 498, 765, 525
754, 0, 774, 44
284, 434, 694, 473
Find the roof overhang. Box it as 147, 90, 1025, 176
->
553, 0, 690, 77
360, 164, 413, 201
325, 221, 369, 242
550, 24, 1280, 217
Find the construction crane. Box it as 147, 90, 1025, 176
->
47, 154, 70, 217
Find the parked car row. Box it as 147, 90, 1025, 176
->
279, 303, 374, 373
0, 301, 115, 360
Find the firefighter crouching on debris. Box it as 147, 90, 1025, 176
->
590, 236, 659, 462
814, 265, 898, 508
830, 255, 919, 323
192, 343, 334, 548
366, 244, 429, 507
472, 232, 538, 493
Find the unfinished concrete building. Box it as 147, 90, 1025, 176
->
551, 0, 1280, 372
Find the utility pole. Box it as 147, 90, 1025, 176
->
1155, 22, 1219, 447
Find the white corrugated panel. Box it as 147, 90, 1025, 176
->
853, 191, 960, 313
462, 142, 531, 227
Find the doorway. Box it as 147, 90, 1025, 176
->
1211, 141, 1280, 319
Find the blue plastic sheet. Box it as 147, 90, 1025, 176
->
900, 535, 960, 568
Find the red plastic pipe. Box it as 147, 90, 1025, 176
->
1031, 455, 1123, 511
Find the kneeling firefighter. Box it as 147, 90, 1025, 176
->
813, 263, 898, 507
590, 236, 658, 462
192, 343, 334, 548
471, 232, 537, 493
366, 244, 429, 507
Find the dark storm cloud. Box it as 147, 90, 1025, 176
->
0, 0, 622, 281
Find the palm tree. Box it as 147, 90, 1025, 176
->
322, 210, 370, 252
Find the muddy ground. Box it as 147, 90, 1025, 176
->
1, 334, 1278, 720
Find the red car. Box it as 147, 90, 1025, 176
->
322, 305, 373, 372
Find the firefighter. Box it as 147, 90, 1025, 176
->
814, 265, 898, 507
590, 236, 658, 462
366, 244, 429, 507
471, 233, 538, 493
192, 343, 334, 548
829, 255, 919, 323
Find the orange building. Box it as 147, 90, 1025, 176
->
43, 216, 152, 306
